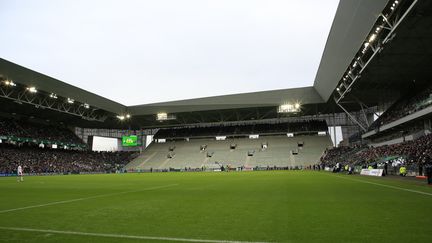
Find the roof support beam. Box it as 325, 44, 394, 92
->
335, 97, 367, 132
0, 86, 106, 122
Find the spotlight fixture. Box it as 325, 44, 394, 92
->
3, 80, 16, 87
157, 112, 168, 121
277, 103, 301, 113
156, 112, 176, 121
368, 33, 377, 43
26, 86, 37, 93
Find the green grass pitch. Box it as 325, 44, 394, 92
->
0, 171, 431, 242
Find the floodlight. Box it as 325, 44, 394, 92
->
83, 103, 90, 109
156, 112, 176, 121
3, 80, 16, 87
49, 93, 58, 99
67, 98, 75, 104
157, 112, 168, 121
277, 103, 300, 113
369, 34, 377, 43
26, 87, 37, 93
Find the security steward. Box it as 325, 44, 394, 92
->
399, 165, 407, 177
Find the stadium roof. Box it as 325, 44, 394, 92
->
313, 0, 388, 101
2, 0, 431, 129
0, 58, 126, 114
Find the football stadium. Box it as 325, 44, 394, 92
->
1, 0, 432, 242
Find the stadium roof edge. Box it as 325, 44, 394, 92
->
313, 0, 388, 101
127, 86, 323, 116
0, 58, 126, 114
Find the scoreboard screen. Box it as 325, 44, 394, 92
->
122, 135, 138, 147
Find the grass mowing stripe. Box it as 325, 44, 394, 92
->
328, 174, 432, 196
0, 184, 178, 214
0, 226, 271, 243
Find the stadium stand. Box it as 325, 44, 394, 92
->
154, 120, 327, 139
0, 117, 84, 146
320, 133, 432, 175
0, 118, 138, 174
124, 121, 332, 171
369, 84, 432, 131
0, 143, 137, 174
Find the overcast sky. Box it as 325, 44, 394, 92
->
0, 0, 339, 105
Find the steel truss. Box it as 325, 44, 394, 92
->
335, 0, 418, 104
333, 0, 418, 132
0, 85, 107, 122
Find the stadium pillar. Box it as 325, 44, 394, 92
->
333, 111, 337, 148
334, 99, 367, 132
87, 136, 94, 151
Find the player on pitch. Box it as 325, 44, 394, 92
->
17, 164, 23, 182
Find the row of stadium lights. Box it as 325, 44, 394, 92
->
114, 103, 303, 122
117, 112, 171, 121
7, 80, 165, 122
1, 79, 133, 120
116, 112, 181, 122
336, 0, 400, 95
5, 81, 178, 122
2, 80, 90, 109
6, 80, 301, 120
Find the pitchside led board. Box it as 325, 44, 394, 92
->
122, 135, 138, 147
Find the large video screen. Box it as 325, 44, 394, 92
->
122, 135, 138, 147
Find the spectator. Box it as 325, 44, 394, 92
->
0, 143, 137, 174
320, 133, 432, 175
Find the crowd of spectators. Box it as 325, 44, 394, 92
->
155, 120, 328, 138
320, 133, 432, 170
370, 85, 432, 130
0, 118, 83, 145
0, 143, 138, 174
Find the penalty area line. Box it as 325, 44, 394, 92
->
328, 174, 432, 196
0, 226, 271, 243
0, 184, 178, 214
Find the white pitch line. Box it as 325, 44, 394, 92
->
329, 174, 432, 196
0, 184, 178, 214
0, 226, 271, 243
